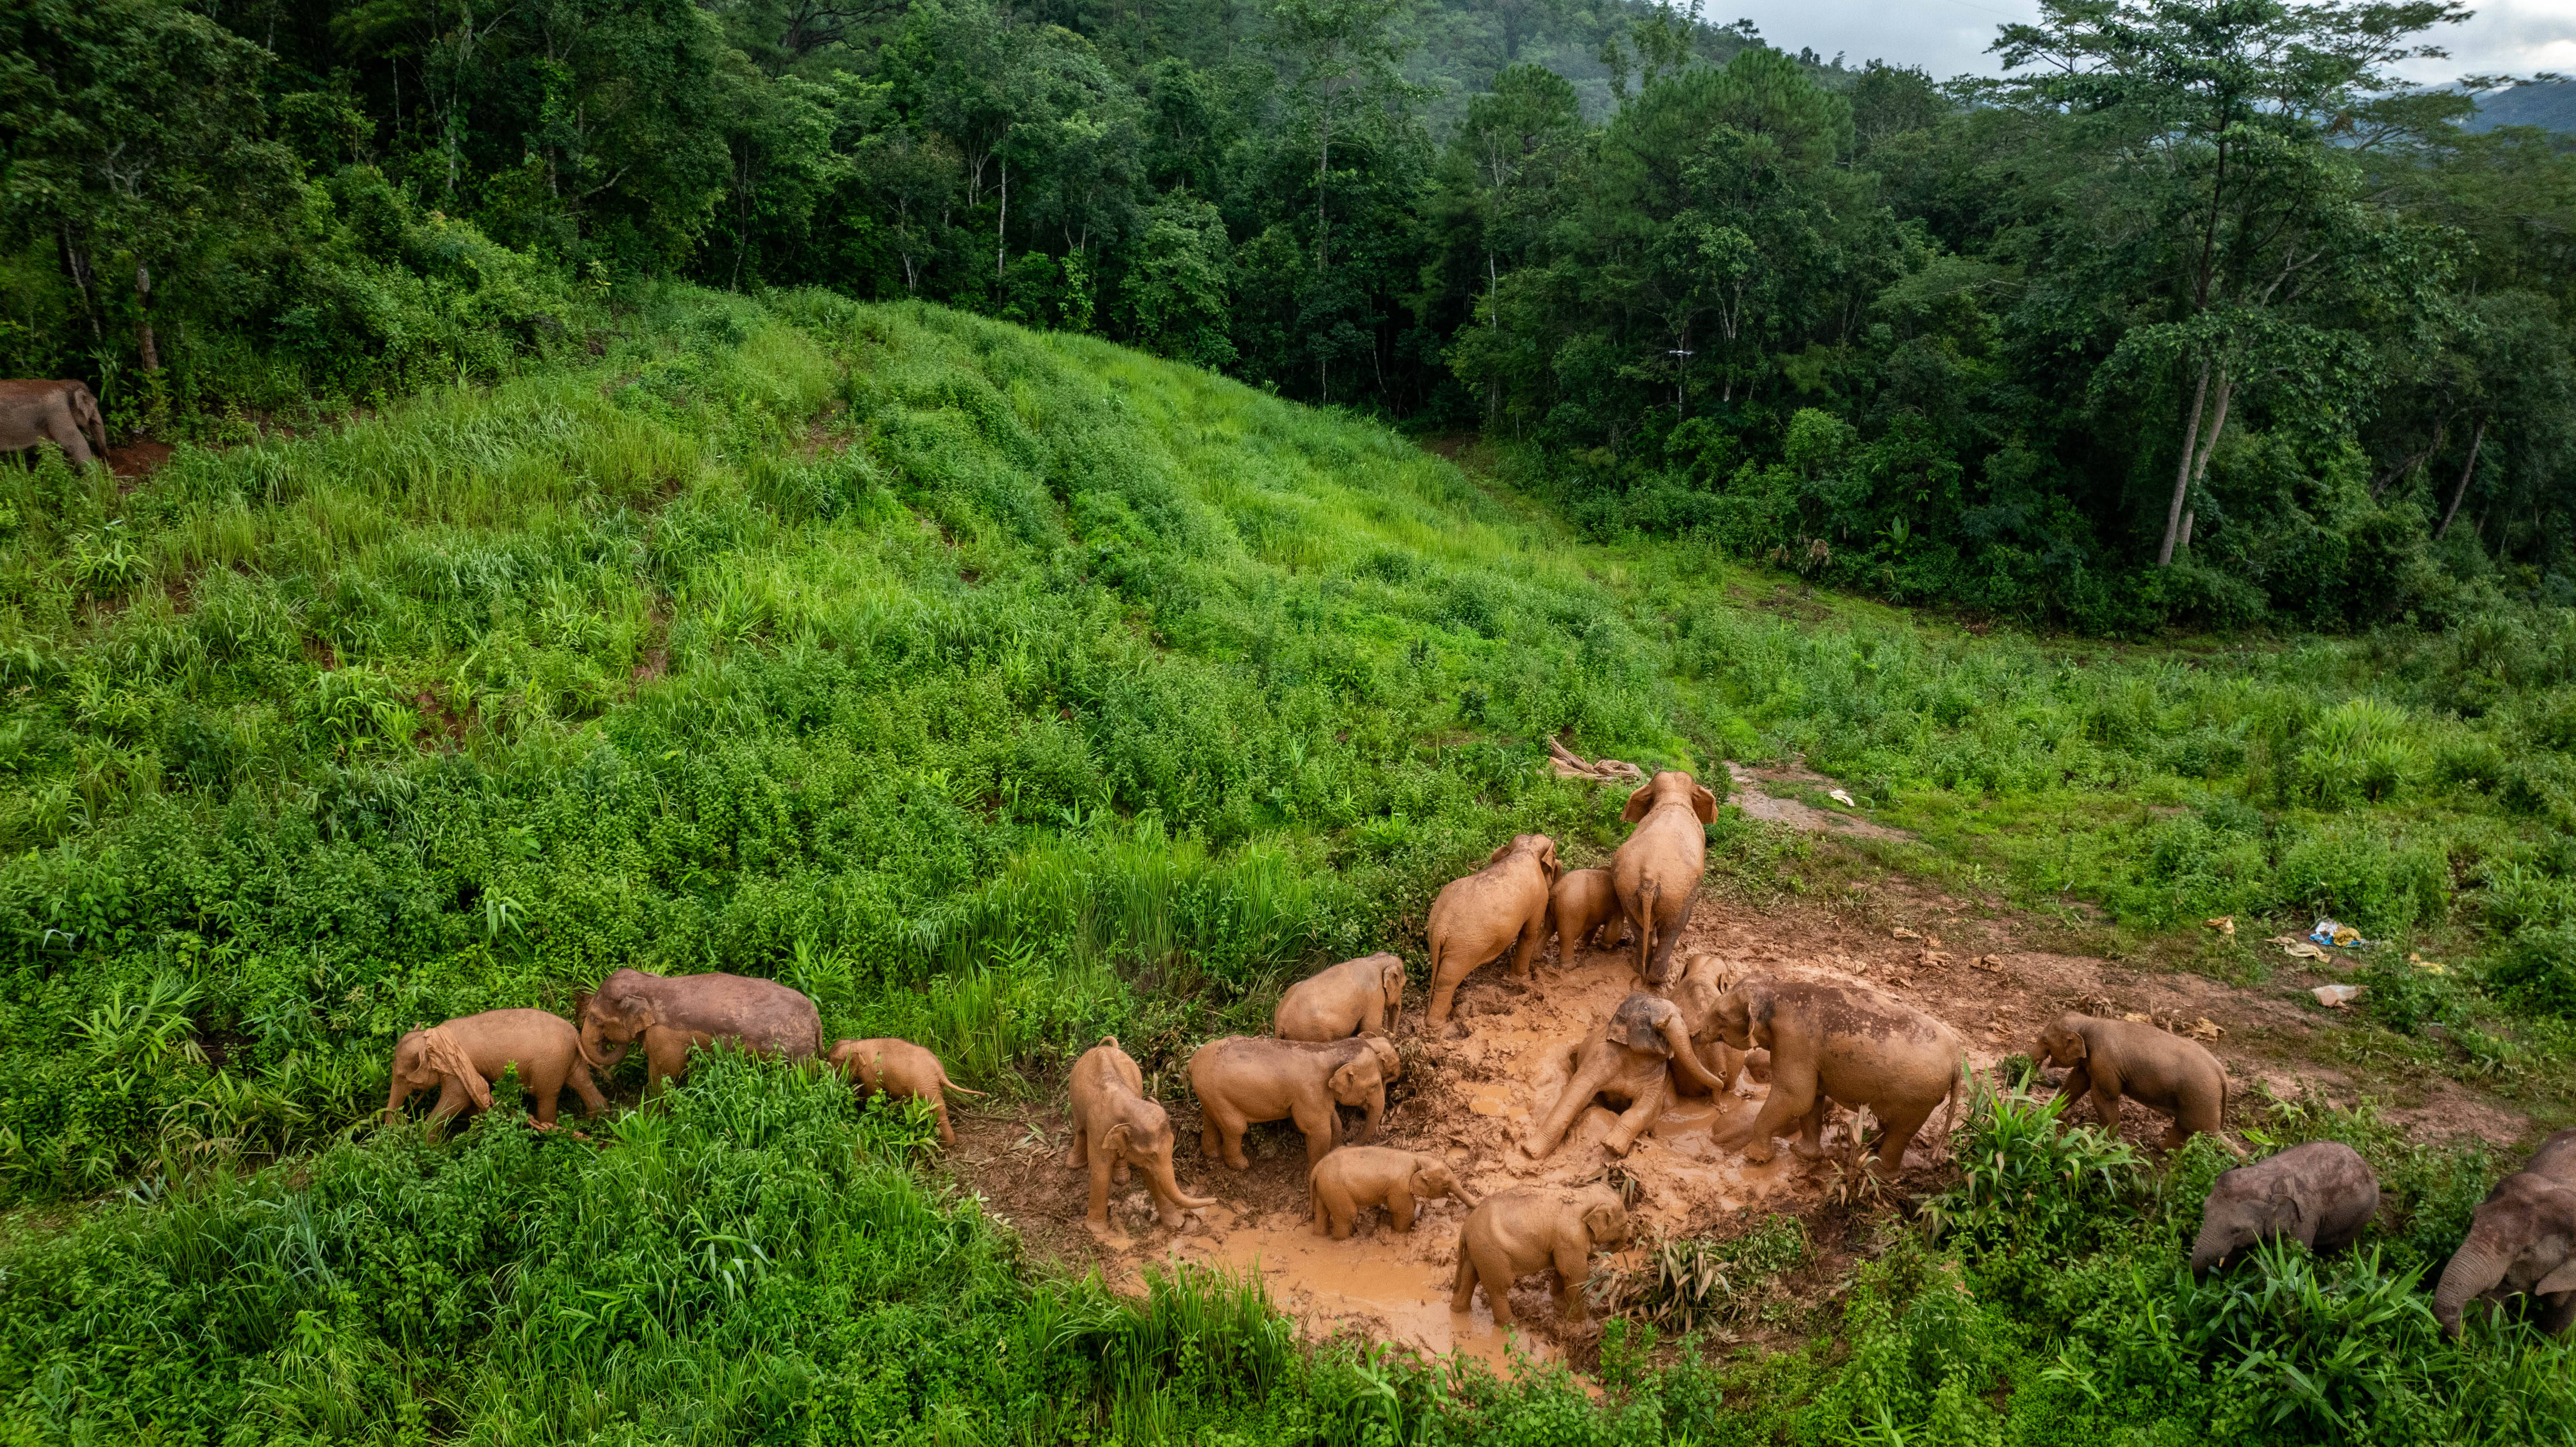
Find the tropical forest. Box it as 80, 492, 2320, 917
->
5, 0, 2576, 1440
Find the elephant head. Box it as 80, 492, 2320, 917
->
1102, 1107, 1219, 1220
2434, 1174, 2576, 1336
67, 383, 106, 456
2192, 1166, 2302, 1277
1410, 1155, 1464, 1204
1329, 1037, 1398, 1141
1576, 1185, 1631, 1248
1621, 771, 1717, 826
1708, 979, 1780, 1052
2035, 1014, 2089, 1071
1374, 956, 1407, 1034
386, 1025, 491, 1121
575, 969, 659, 1069
1489, 832, 1561, 887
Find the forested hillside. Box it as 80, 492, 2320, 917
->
9, 0, 2573, 632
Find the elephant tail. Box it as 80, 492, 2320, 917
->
1938, 1062, 1966, 1146
1635, 878, 1662, 980
940, 1065, 988, 1098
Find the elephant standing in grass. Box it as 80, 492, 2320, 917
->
2191, 1141, 2379, 1277
385, 1008, 606, 1132
2436, 1129, 2576, 1337
2036, 1013, 2234, 1151
575, 967, 821, 1096
0, 380, 107, 468
1275, 953, 1406, 1041
827, 1037, 984, 1147
1450, 1184, 1631, 1327
1425, 834, 1559, 1028
1709, 976, 1963, 1178
1190, 1035, 1401, 1169
1524, 994, 1729, 1160
1067, 1037, 1216, 1230
1610, 772, 1718, 987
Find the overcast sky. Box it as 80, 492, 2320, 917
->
1726, 0, 2576, 85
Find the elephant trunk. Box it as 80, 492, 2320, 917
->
2190, 1217, 2244, 1279
577, 1022, 625, 1071
2435, 1234, 2511, 1337
1663, 1015, 1725, 1093
1353, 1093, 1383, 1146
1152, 1154, 1218, 1212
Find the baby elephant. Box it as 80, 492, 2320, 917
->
1190, 1035, 1400, 1169
1525, 993, 1728, 1160
1547, 868, 1628, 966
1309, 1146, 1465, 1239
2037, 1012, 2236, 1151
2191, 1141, 2380, 1276
385, 1008, 606, 1132
1275, 953, 1407, 1041
1067, 1037, 1218, 1230
826, 1037, 984, 1147
1450, 1184, 1631, 1327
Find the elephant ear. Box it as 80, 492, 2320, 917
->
1620, 783, 1655, 823
1536, 837, 1561, 885
2265, 1180, 2306, 1231
419, 1027, 493, 1110
1102, 1121, 1136, 1159
1486, 841, 1513, 868
2536, 1258, 2576, 1297
1746, 989, 1779, 1050
1582, 1202, 1623, 1241
1689, 783, 1717, 824
1328, 1060, 1375, 1101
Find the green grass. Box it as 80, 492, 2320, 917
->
11, 287, 2576, 1440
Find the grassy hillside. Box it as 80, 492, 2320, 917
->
7, 289, 2576, 1441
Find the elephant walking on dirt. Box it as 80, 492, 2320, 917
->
1189, 1034, 1401, 1169
1425, 834, 1560, 1029
1066, 1037, 1216, 1230
1275, 953, 1407, 1042
2036, 1013, 2234, 1152
2436, 1129, 2576, 1337
1524, 993, 1729, 1160
575, 967, 821, 1096
1610, 771, 1718, 987
1708, 976, 1963, 1179
0, 380, 108, 469
384, 1008, 607, 1132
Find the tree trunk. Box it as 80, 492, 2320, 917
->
996, 160, 1007, 283
58, 225, 103, 344
2158, 362, 2211, 567
2178, 510, 2194, 554
134, 262, 161, 374
2438, 419, 2487, 539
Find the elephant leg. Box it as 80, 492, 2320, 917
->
1215, 1114, 1251, 1171
1508, 909, 1547, 981
1451, 1253, 1481, 1316
384, 1080, 411, 1127
2087, 1084, 2126, 1137
1869, 1097, 1940, 1178
1325, 1192, 1355, 1241
1729, 1052, 1818, 1165
1201, 1111, 1223, 1160
931, 1094, 956, 1147
644, 1032, 689, 1098
1604, 1075, 1665, 1157
526, 1065, 566, 1127
1525, 1061, 1612, 1158
427, 1079, 472, 1137
568, 1062, 607, 1118
45, 412, 95, 468
1086, 1153, 1116, 1226
1647, 886, 1698, 986
1387, 1187, 1417, 1234
1552, 1239, 1592, 1323
1790, 1096, 1832, 1161
1482, 1259, 1517, 1326
1295, 1104, 1339, 1166
1065, 1124, 1090, 1170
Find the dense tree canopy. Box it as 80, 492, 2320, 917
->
3, 0, 2572, 630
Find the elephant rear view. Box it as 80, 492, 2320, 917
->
2435, 1128, 2576, 1337
1425, 833, 1559, 1028
576, 966, 822, 1096
0, 380, 108, 469
1610, 771, 1718, 987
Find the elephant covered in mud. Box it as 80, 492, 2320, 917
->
1524, 993, 1729, 1160
2036, 1012, 2234, 1151
2191, 1141, 2379, 1277
1067, 1037, 1217, 1230
1426, 834, 1560, 1028
0, 380, 107, 468
826, 1037, 985, 1147
1666, 951, 1762, 1097
385, 1008, 607, 1132
1450, 1183, 1631, 1327
1546, 868, 1628, 967
575, 967, 821, 1096
1275, 953, 1407, 1042
1309, 1146, 1465, 1239
2436, 1129, 2576, 1337
1190, 1034, 1401, 1169
1709, 976, 1963, 1178
1610, 771, 1718, 987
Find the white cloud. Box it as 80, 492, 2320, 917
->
1712, 0, 2576, 84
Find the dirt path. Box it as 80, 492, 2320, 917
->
944, 870, 2533, 1372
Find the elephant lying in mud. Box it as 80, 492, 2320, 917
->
1275, 953, 1406, 1042
1610, 770, 1717, 987
575, 967, 821, 1096
1425, 834, 1560, 1028
1190, 1034, 1401, 1169
2192, 1141, 2379, 1277
827, 1037, 984, 1147
1067, 1037, 1216, 1230
385, 1008, 606, 1132
1708, 976, 1963, 1178
2437, 1129, 2576, 1337
1450, 1184, 1631, 1327
1523, 993, 1728, 1160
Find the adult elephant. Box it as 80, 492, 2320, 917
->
1610, 771, 1718, 987
1707, 975, 1963, 1178
1424, 834, 1559, 1029
1189, 1035, 1401, 1169
575, 967, 822, 1096
1523, 993, 1729, 1160
2435, 1129, 2576, 1337
384, 1008, 605, 1132
0, 380, 107, 468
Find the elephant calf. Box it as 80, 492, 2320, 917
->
1067, 1037, 1217, 1230
0, 380, 108, 469
1309, 1146, 1464, 1239
1524, 993, 1729, 1160
1275, 953, 1406, 1042
1667, 951, 1760, 1098
826, 1037, 984, 1147
2036, 1012, 2234, 1151
1710, 976, 1964, 1178
575, 966, 822, 1096
1546, 868, 1627, 967
2192, 1141, 2379, 1277
1425, 833, 1560, 1028
2436, 1128, 2576, 1337
1450, 1184, 1630, 1327
385, 1008, 606, 1132
1190, 1034, 1400, 1169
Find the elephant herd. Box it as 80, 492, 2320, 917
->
383, 767, 2576, 1340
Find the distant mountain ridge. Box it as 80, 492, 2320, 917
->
2465, 79, 2576, 133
